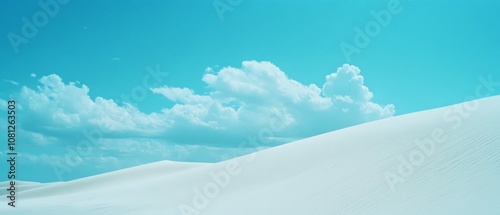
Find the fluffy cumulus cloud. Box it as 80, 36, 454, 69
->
322, 64, 395, 118
152, 61, 394, 141
20, 74, 169, 135
202, 61, 333, 110
8, 61, 394, 174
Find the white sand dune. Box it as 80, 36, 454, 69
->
0, 181, 57, 196
1, 96, 499, 214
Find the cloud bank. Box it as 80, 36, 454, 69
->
152, 62, 394, 142
19, 61, 394, 147
4, 61, 395, 177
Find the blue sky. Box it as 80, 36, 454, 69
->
0, 0, 499, 182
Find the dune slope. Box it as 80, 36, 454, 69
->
1, 96, 499, 215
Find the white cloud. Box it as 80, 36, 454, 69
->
31, 73, 37, 78
151, 87, 213, 104
322, 64, 395, 118
25, 131, 59, 146
2, 79, 19, 86
323, 64, 372, 101
17, 61, 394, 151
202, 61, 332, 109
20, 74, 169, 134
150, 61, 394, 144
